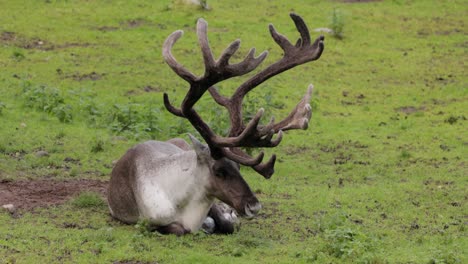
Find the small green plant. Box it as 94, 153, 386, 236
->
12, 50, 25, 61
400, 150, 411, 159
142, 104, 161, 139
21, 82, 73, 122
71, 192, 105, 208
330, 8, 344, 39
91, 139, 105, 153
107, 103, 162, 139
53, 104, 73, 123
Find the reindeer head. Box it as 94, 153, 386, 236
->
163, 13, 324, 178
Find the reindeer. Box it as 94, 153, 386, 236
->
108, 13, 324, 236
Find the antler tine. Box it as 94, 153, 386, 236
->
208, 86, 229, 106
222, 148, 264, 166
163, 93, 184, 117
271, 84, 314, 132
162, 30, 197, 83
197, 18, 216, 72
229, 148, 277, 178
269, 24, 295, 54
217, 40, 241, 67
290, 13, 311, 46
253, 154, 276, 179
227, 48, 268, 76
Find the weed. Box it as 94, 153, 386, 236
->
82, 99, 103, 127
21, 82, 73, 123
22, 83, 63, 112
71, 192, 105, 208
324, 227, 373, 258
315, 211, 379, 261
12, 50, 25, 61
142, 104, 161, 139
109, 103, 139, 133
53, 104, 73, 123
91, 139, 105, 153
400, 150, 411, 159
330, 8, 345, 39
107, 103, 161, 139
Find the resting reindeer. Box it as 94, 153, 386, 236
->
108, 13, 325, 235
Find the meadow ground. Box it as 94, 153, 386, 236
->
0, 0, 466, 263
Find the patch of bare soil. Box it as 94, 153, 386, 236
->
69, 71, 105, 81
1, 31, 91, 51
0, 179, 108, 211
125, 85, 162, 96
395, 106, 425, 114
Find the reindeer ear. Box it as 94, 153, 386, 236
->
188, 134, 211, 161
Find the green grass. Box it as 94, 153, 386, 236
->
71, 192, 106, 208
0, 0, 467, 263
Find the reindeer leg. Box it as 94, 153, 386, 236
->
153, 222, 191, 236
208, 203, 238, 234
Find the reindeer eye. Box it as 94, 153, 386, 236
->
215, 168, 227, 178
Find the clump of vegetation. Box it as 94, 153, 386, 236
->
330, 8, 345, 39
400, 149, 412, 159
108, 103, 162, 139
90, 138, 105, 153
71, 192, 105, 208
21, 82, 73, 123
12, 50, 25, 61
314, 211, 379, 261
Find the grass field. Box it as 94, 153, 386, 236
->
0, 0, 466, 263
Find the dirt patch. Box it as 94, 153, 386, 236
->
1, 31, 16, 41
0, 179, 108, 211
97, 26, 120, 32
1, 31, 91, 51
96, 18, 157, 32
69, 71, 105, 81
125, 85, 162, 96
395, 106, 428, 115
122, 18, 150, 29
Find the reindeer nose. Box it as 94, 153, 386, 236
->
244, 202, 262, 219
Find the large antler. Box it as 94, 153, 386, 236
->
163, 13, 324, 178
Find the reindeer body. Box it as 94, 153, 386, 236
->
109, 141, 214, 231
109, 138, 259, 234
